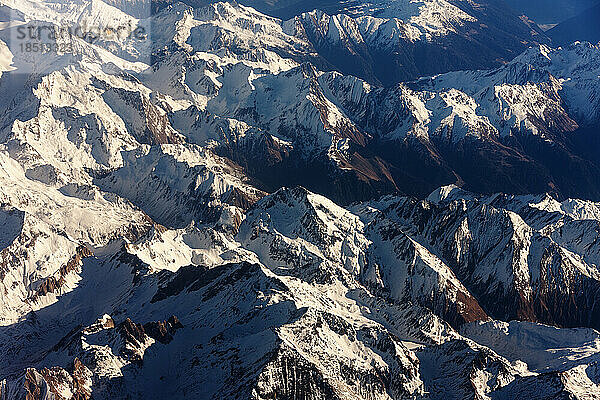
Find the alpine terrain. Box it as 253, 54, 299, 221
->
0, 0, 600, 399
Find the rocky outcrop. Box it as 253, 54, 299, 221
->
143, 316, 184, 344
31, 246, 93, 302
0, 360, 93, 400
361, 188, 600, 330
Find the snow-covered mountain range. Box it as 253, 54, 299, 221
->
0, 0, 600, 399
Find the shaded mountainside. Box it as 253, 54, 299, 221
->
2, 1, 595, 203
502, 0, 598, 26
3, 180, 600, 398
548, 2, 600, 46
149, 0, 547, 85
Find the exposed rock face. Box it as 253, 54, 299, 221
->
143, 316, 184, 344
286, 0, 547, 86
95, 145, 266, 228
100, 85, 184, 145
2, 1, 598, 204
3, 181, 600, 398
153, 0, 547, 86
357, 186, 600, 330
0, 360, 93, 400
31, 247, 93, 301
253, 310, 425, 400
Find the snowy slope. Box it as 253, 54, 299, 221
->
3, 183, 600, 399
